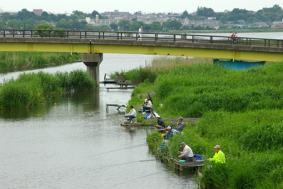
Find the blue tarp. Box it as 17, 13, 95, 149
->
213, 59, 265, 70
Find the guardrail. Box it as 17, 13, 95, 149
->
0, 29, 283, 48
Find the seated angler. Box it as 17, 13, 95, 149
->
164, 126, 179, 140
178, 142, 194, 162
155, 116, 166, 130
125, 105, 137, 123
176, 116, 185, 132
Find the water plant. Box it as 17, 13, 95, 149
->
0, 71, 94, 112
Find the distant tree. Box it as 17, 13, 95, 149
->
147, 22, 162, 32
110, 23, 118, 31
255, 5, 283, 23
36, 22, 54, 37
71, 10, 87, 19
129, 20, 143, 31
117, 20, 130, 31
163, 19, 182, 30
16, 9, 35, 20
196, 7, 216, 17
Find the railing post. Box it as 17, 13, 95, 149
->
117, 32, 119, 40
23, 30, 25, 38
79, 31, 82, 39
98, 32, 101, 39
155, 33, 158, 41
192, 35, 194, 43
173, 34, 176, 42
103, 32, 105, 39
210, 36, 213, 43
12, 30, 15, 38
3, 30, 5, 38
31, 30, 33, 38
85, 31, 87, 39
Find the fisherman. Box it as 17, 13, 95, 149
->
143, 96, 153, 113
155, 116, 166, 129
164, 126, 179, 140
178, 142, 194, 162
125, 105, 137, 123
176, 116, 185, 132
209, 144, 226, 164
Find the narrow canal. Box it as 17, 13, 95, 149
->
0, 54, 197, 189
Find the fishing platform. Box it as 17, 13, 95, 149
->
174, 159, 205, 174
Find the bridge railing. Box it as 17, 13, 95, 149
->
0, 29, 283, 48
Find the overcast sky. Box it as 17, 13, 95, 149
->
0, 0, 283, 13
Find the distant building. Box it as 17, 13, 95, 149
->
271, 21, 283, 29
33, 9, 43, 16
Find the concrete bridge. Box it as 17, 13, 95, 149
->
0, 29, 283, 83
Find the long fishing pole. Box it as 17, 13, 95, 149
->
91, 143, 147, 158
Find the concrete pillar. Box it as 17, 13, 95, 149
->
83, 53, 103, 86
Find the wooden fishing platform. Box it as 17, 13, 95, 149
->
106, 86, 135, 91
100, 80, 117, 84
106, 104, 126, 113
174, 159, 205, 173
120, 122, 153, 127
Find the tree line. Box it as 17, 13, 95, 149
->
0, 5, 282, 32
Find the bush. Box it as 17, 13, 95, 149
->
0, 80, 43, 110
240, 123, 283, 151
0, 71, 94, 111
201, 163, 229, 189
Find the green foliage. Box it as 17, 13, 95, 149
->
127, 58, 283, 189
0, 71, 94, 111
154, 64, 283, 117
146, 132, 163, 154
240, 123, 283, 151
0, 80, 43, 110
201, 163, 229, 189
122, 67, 157, 84
0, 52, 81, 73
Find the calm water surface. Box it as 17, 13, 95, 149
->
0, 54, 197, 189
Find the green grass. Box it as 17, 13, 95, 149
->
0, 71, 94, 112
125, 58, 283, 189
0, 52, 81, 73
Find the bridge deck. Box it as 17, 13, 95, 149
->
0, 30, 282, 61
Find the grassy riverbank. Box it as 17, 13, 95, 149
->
124, 58, 283, 189
0, 52, 81, 73
0, 71, 94, 113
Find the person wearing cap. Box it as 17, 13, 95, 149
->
209, 145, 226, 164
125, 105, 136, 122
164, 126, 179, 140
176, 116, 185, 132
178, 142, 194, 162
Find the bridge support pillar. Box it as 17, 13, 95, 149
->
83, 53, 103, 86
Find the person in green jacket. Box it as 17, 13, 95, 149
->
209, 144, 226, 164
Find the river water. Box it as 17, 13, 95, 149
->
0, 54, 196, 189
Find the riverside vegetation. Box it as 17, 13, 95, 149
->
119, 58, 283, 189
0, 52, 81, 73
0, 71, 95, 116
